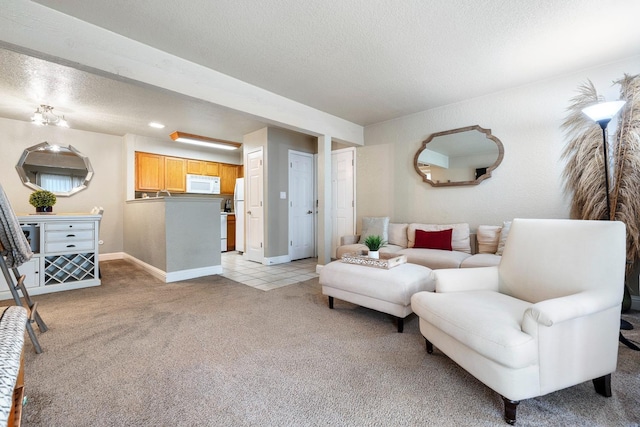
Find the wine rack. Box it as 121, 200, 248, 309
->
44, 253, 96, 285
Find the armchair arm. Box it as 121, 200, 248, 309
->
340, 235, 361, 245
433, 266, 499, 293
523, 289, 622, 327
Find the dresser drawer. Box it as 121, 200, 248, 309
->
44, 240, 95, 253
45, 222, 95, 231
45, 230, 94, 242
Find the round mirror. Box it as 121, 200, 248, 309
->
414, 125, 504, 186
16, 142, 94, 196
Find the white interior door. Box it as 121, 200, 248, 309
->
289, 150, 315, 260
331, 148, 355, 258
246, 148, 264, 263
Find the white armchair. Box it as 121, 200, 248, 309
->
410, 218, 626, 424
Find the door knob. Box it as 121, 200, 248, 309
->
307, 210, 313, 214
247, 211, 251, 215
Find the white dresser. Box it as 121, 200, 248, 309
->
0, 214, 101, 299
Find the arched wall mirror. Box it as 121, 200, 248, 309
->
16, 142, 94, 196
414, 125, 504, 187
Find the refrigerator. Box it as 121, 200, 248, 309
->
234, 178, 245, 253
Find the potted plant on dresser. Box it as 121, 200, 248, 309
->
364, 235, 386, 259
29, 190, 57, 213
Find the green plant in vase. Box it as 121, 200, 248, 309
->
364, 235, 386, 259
29, 190, 57, 213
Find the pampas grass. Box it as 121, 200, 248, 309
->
562, 74, 640, 274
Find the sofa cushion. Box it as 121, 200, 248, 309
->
408, 223, 471, 254
388, 223, 408, 247
414, 229, 453, 250
358, 217, 390, 244
496, 220, 512, 256
411, 290, 536, 369
460, 253, 502, 268
477, 225, 502, 254
398, 247, 471, 269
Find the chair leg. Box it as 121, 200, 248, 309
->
328, 296, 334, 309
502, 397, 519, 425
425, 338, 433, 354
593, 374, 612, 397
397, 317, 404, 333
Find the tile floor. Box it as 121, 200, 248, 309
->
221, 251, 319, 291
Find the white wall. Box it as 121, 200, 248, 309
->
0, 117, 124, 254
360, 55, 640, 231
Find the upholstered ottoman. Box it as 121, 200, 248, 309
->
319, 261, 435, 332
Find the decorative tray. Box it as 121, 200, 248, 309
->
341, 251, 407, 269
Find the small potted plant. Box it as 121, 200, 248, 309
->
29, 190, 57, 213
364, 235, 386, 259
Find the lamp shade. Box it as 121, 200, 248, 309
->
582, 100, 625, 122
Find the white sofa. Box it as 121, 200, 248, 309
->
410, 219, 626, 425
336, 221, 506, 270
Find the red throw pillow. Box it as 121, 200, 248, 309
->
414, 229, 453, 251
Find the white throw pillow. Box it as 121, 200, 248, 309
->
358, 217, 390, 244
477, 225, 503, 254
388, 223, 408, 247
407, 223, 471, 253
496, 221, 512, 256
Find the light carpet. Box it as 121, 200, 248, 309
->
11, 260, 640, 426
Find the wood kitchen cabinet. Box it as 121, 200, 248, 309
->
204, 161, 220, 176
227, 214, 236, 251
220, 163, 238, 194
187, 159, 204, 175
136, 151, 239, 194
136, 152, 165, 191
136, 152, 186, 192
164, 156, 187, 192
187, 160, 219, 177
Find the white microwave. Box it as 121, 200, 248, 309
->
186, 174, 220, 194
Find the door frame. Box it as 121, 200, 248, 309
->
288, 150, 316, 260
245, 147, 264, 263
331, 147, 356, 258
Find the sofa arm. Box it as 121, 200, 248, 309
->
523, 290, 621, 327
433, 266, 499, 293
340, 235, 361, 246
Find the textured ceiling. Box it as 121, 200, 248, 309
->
2, 1, 640, 140
0, 48, 267, 141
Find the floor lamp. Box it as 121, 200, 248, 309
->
582, 100, 640, 351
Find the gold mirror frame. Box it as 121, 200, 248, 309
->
413, 125, 504, 187
16, 142, 94, 196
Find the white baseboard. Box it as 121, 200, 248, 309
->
100, 252, 125, 261
263, 255, 291, 265
121, 254, 222, 283
165, 265, 223, 282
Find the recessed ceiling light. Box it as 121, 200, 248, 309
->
149, 122, 165, 129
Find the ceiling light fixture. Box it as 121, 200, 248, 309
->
170, 131, 241, 151
149, 122, 165, 129
31, 104, 68, 127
